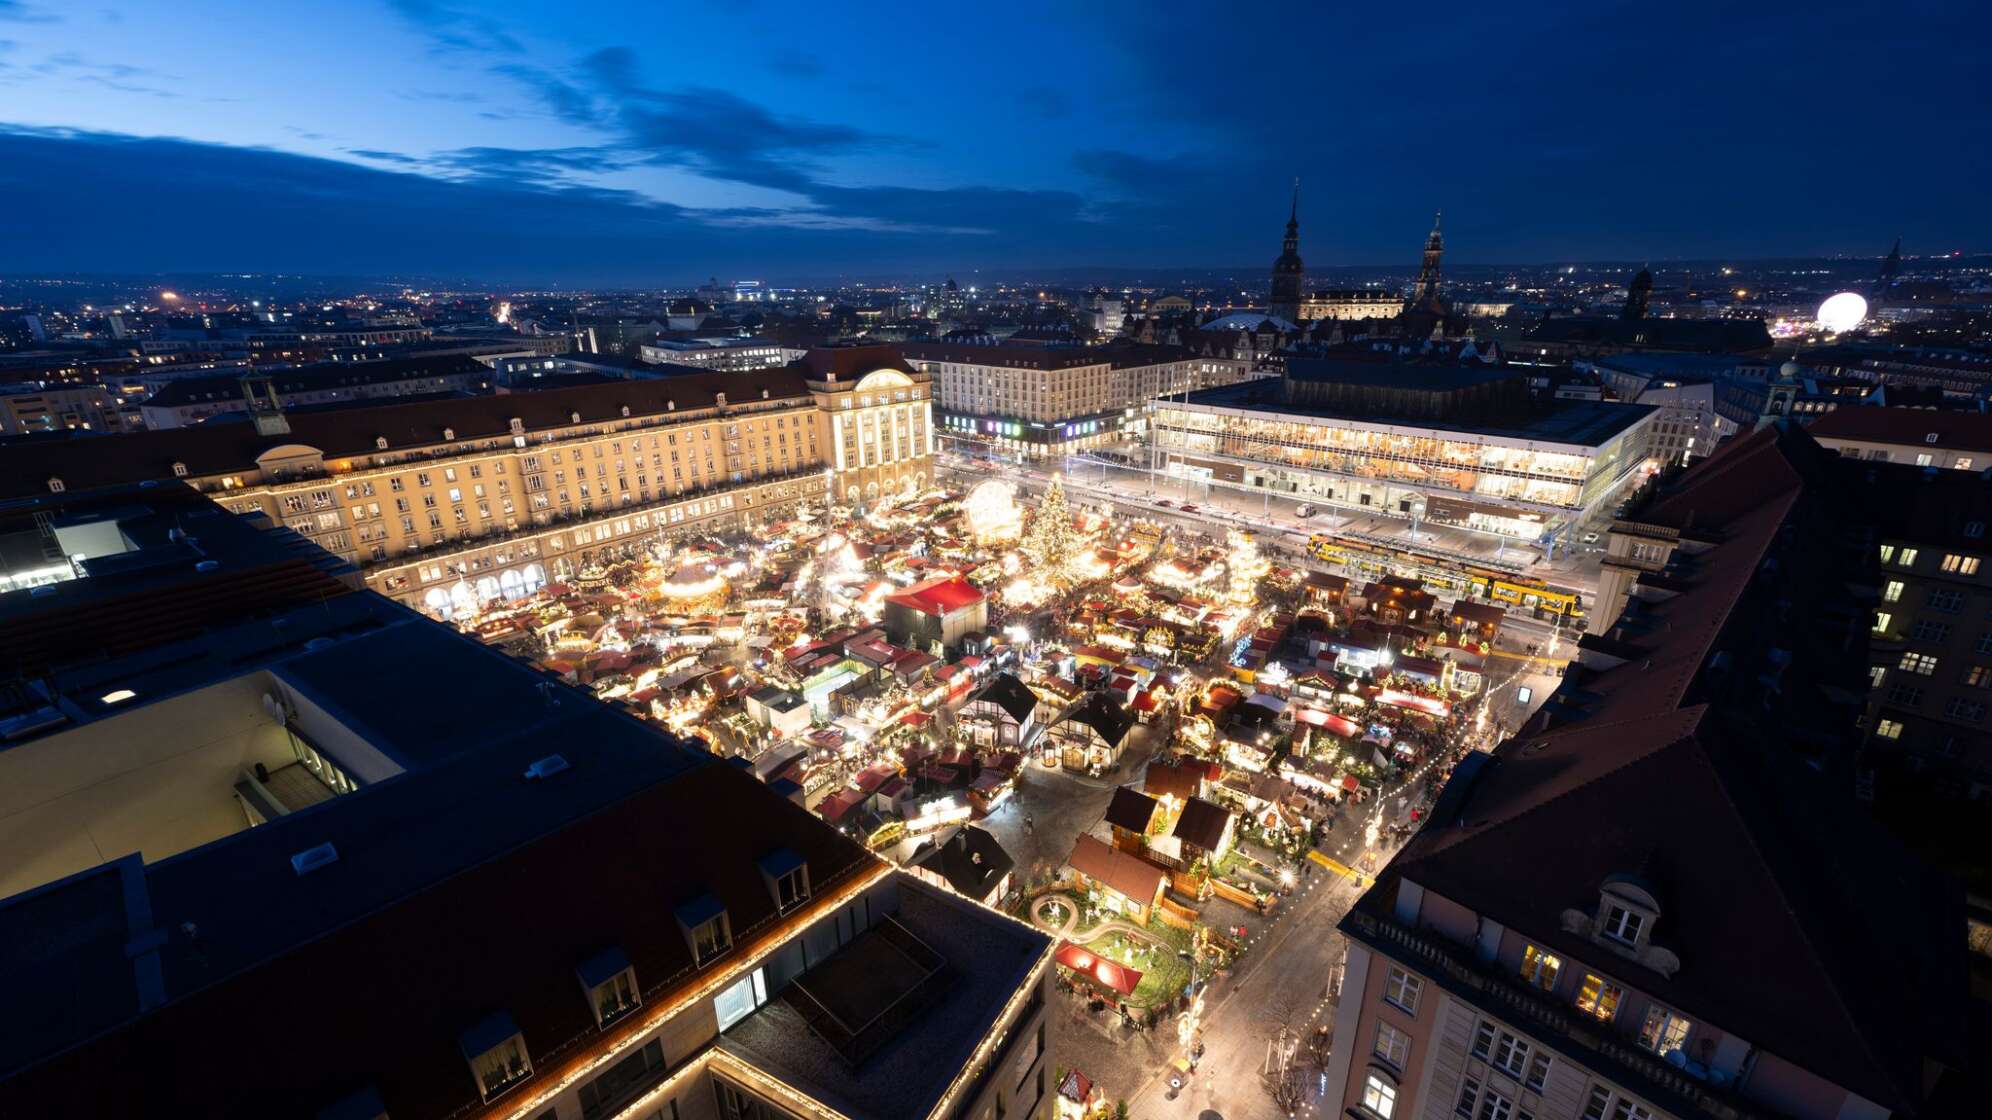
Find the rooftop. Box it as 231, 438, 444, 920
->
1804, 404, 1992, 455
717, 877, 1047, 1120
1169, 376, 1654, 448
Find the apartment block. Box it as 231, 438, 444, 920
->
1326, 426, 1966, 1120
0, 346, 933, 617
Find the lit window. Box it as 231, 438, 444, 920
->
460, 1014, 532, 1101
1374, 1021, 1410, 1068
1876, 719, 1904, 739
1899, 548, 1920, 567
1883, 580, 1905, 603
1362, 1074, 1398, 1118
1637, 1005, 1691, 1056
1873, 612, 1892, 634
714, 966, 770, 1031
1899, 652, 1939, 676
1383, 967, 1422, 1014
1576, 974, 1623, 1021
99, 689, 137, 705
578, 949, 640, 1028
1520, 944, 1561, 990
1879, 544, 1896, 563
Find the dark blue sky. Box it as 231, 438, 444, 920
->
0, 0, 1984, 285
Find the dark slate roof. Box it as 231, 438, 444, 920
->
140, 355, 489, 409
1524, 315, 1774, 353
972, 672, 1039, 725
1805, 404, 1992, 455
1104, 786, 1161, 833
911, 825, 1015, 900
1063, 692, 1134, 747
1170, 797, 1232, 852
0, 365, 812, 498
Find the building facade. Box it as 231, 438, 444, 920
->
1804, 405, 1992, 472
1153, 358, 1655, 544
0, 347, 933, 619
907, 341, 1256, 460
0, 380, 137, 434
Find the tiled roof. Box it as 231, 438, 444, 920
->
884, 576, 985, 616
1170, 797, 1232, 852
1066, 834, 1165, 904
1804, 404, 1992, 455
1104, 786, 1161, 833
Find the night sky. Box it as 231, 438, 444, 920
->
0, 0, 1985, 284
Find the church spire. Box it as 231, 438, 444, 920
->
1269, 180, 1305, 324
1410, 211, 1444, 309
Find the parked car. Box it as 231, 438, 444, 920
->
1296, 504, 1316, 518
1581, 532, 1600, 545
1181, 504, 1199, 513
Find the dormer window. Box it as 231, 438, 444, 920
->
443, 427, 455, 441
459, 1012, 532, 1101
676, 895, 732, 966
757, 849, 810, 914
172, 462, 188, 478
1637, 1004, 1691, 1057
47, 478, 64, 493
1602, 903, 1644, 946
375, 436, 389, 450
577, 947, 640, 1028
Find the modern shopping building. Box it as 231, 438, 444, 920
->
0, 346, 933, 618
1324, 425, 1967, 1120
0, 482, 1054, 1120
1153, 348, 1656, 545
902, 340, 1259, 460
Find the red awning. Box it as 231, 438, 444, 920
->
1053, 940, 1143, 998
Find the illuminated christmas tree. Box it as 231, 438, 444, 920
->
1020, 478, 1079, 588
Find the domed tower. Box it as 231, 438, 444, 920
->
1408, 212, 1445, 311
1622, 266, 1653, 321
1269, 183, 1304, 324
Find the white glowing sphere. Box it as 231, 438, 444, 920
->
1816, 292, 1868, 333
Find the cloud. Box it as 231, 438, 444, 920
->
0, 1, 58, 23
394, 88, 485, 104
0, 126, 1128, 282
386, 0, 522, 55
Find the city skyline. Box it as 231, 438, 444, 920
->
0, 1, 1987, 285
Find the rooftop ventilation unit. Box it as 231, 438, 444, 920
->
290, 842, 339, 876
523, 754, 571, 781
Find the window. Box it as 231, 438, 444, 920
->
1942, 553, 1982, 575
1899, 548, 1920, 567
1362, 1074, 1397, 1118
1491, 1030, 1533, 1078
1583, 1088, 1649, 1120
1383, 967, 1422, 1013
693, 914, 730, 964
1601, 904, 1644, 946
1929, 589, 1966, 614
463, 1024, 532, 1101
1874, 612, 1892, 634
1967, 519, 1984, 538
1524, 1051, 1550, 1092
1455, 1075, 1483, 1120
1888, 682, 1923, 706
1869, 665, 1889, 689
1880, 544, 1896, 564
1576, 974, 1623, 1021
1964, 665, 1991, 688
1901, 652, 1940, 676
1978, 633, 1992, 655
1374, 1021, 1410, 1068
1876, 718, 1904, 739
1944, 697, 1986, 722
1882, 580, 1904, 603
714, 967, 770, 1031
1611, 1098, 1653, 1120
1519, 944, 1561, 990
588, 966, 640, 1027
1911, 620, 1953, 643
579, 1039, 667, 1120
1637, 1005, 1690, 1055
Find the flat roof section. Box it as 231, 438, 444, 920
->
1166, 379, 1655, 449
718, 877, 1048, 1120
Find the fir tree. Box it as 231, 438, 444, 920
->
1020, 478, 1079, 587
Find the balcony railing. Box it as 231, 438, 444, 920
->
1344, 910, 1775, 1120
